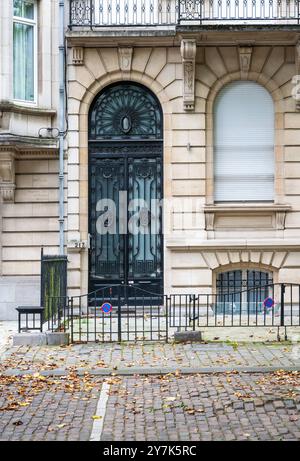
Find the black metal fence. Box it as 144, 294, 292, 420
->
48, 282, 300, 343
40, 250, 68, 326
69, 0, 300, 27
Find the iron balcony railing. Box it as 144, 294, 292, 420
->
69, 0, 300, 28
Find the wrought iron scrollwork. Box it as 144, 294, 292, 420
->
70, 0, 300, 26
89, 83, 163, 141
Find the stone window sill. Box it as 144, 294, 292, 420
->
204, 204, 292, 231
0, 101, 56, 117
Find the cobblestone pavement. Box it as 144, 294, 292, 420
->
0, 370, 299, 441
0, 371, 103, 441
1, 341, 299, 375
102, 372, 300, 441
1, 339, 300, 440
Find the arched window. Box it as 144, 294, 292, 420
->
214, 81, 275, 202
216, 269, 273, 313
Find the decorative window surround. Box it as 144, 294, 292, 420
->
180, 39, 197, 111
204, 204, 292, 231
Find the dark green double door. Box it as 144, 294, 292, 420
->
89, 146, 163, 302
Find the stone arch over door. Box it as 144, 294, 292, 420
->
67, 61, 173, 299
88, 81, 164, 299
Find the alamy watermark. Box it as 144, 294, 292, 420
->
95, 194, 205, 236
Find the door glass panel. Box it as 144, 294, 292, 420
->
128, 157, 162, 280
90, 158, 125, 281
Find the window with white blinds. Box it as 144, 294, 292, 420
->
214, 81, 275, 202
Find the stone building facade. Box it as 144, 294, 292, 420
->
1, 0, 300, 318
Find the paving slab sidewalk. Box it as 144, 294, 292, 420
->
0, 341, 299, 376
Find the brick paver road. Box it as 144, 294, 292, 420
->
0, 341, 300, 441
0, 371, 299, 441
102, 372, 300, 441
0, 371, 103, 441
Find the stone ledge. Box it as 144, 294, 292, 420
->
13, 333, 47, 347
46, 332, 70, 346
174, 330, 203, 343
12, 332, 69, 347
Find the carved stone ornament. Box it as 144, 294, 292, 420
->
0, 152, 16, 203
180, 39, 197, 111
205, 212, 215, 231
295, 40, 300, 111
296, 40, 300, 73
275, 211, 287, 230
118, 47, 133, 72
239, 46, 253, 75
72, 47, 84, 65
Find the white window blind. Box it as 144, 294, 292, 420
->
214, 81, 275, 202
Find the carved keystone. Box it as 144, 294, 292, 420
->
118, 47, 133, 72
239, 46, 253, 76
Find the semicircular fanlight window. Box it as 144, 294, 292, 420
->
89, 83, 163, 141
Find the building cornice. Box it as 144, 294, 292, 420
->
66, 29, 300, 47
0, 135, 58, 156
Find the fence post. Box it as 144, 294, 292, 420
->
280, 283, 285, 327
192, 294, 196, 331
165, 296, 170, 343
70, 298, 74, 344
117, 285, 122, 343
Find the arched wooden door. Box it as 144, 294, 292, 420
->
88, 82, 163, 301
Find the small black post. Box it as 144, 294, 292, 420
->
117, 285, 122, 343
280, 283, 285, 327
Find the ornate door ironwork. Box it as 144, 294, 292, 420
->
89, 83, 163, 301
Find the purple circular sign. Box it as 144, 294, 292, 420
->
101, 302, 113, 314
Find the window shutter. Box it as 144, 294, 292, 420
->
214, 81, 274, 202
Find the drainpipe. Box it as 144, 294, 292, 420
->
58, 0, 65, 255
